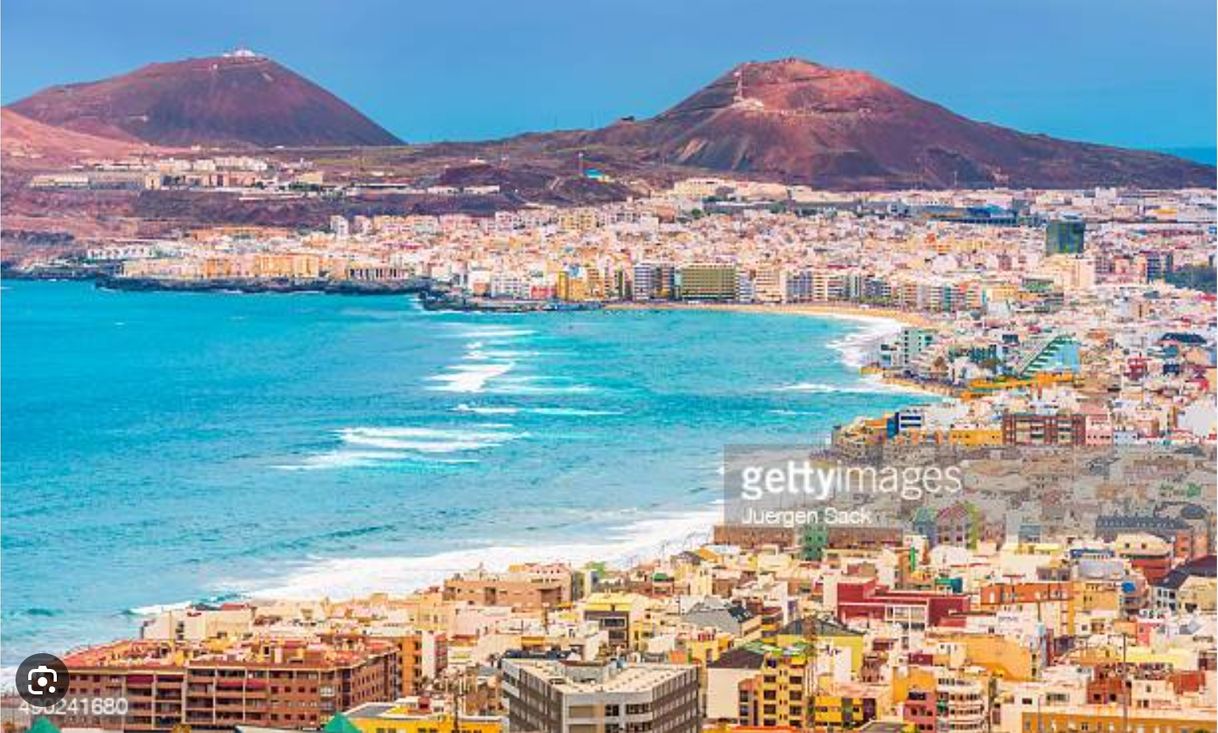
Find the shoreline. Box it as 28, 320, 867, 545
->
604, 300, 931, 327
5, 283, 945, 661
172, 310, 940, 604
95, 274, 432, 296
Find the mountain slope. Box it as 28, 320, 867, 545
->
2, 108, 172, 168
583, 58, 1213, 189
7, 52, 401, 148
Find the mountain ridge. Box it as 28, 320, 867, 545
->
7, 53, 402, 148
5, 54, 1212, 190
576, 58, 1213, 189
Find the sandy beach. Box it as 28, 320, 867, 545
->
604, 301, 932, 327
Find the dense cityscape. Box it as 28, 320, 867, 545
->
2, 6, 1215, 733
4, 166, 1215, 733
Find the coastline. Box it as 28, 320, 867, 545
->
604, 300, 931, 327
5, 282, 942, 655
604, 300, 947, 400
96, 274, 432, 296
236, 306, 940, 601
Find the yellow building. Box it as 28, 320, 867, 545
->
252, 253, 321, 279
582, 592, 650, 651
745, 650, 809, 728
556, 270, 591, 301
344, 700, 502, 733
937, 633, 1035, 680
1016, 706, 1215, 733
948, 427, 1004, 447
769, 618, 866, 678
734, 647, 884, 731
678, 264, 738, 302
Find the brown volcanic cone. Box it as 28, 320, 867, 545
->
7, 53, 401, 148
586, 58, 1213, 189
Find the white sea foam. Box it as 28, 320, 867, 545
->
454, 403, 521, 415
489, 376, 595, 395
824, 315, 904, 370
340, 426, 524, 453
427, 362, 515, 393
128, 600, 193, 615
774, 381, 841, 393
452, 326, 535, 339
529, 407, 620, 417
274, 425, 520, 472
772, 378, 936, 397
453, 403, 619, 417
273, 449, 414, 471
232, 504, 722, 600
465, 349, 540, 361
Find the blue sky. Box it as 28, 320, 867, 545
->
3, 0, 1215, 150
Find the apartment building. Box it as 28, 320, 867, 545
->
60, 638, 400, 732
443, 564, 572, 611
1001, 412, 1087, 446
344, 697, 503, 733
677, 265, 738, 302
500, 658, 700, 733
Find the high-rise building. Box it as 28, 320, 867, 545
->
1045, 220, 1085, 254
632, 263, 676, 301
677, 264, 738, 302
501, 658, 700, 733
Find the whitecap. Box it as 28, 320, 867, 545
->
452, 326, 535, 339
454, 403, 520, 415
427, 362, 515, 393
272, 449, 412, 471
339, 426, 524, 453
127, 600, 193, 615
529, 407, 621, 417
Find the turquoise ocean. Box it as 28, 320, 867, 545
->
1, 280, 926, 667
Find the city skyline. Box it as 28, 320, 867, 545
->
3, 0, 1215, 150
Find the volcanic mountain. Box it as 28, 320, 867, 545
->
7, 52, 401, 148
1, 108, 172, 167
582, 58, 1214, 189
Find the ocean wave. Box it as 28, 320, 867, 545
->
126, 601, 193, 616
126, 592, 243, 616
427, 362, 515, 393
451, 326, 536, 339
823, 315, 904, 370
773, 381, 842, 393
339, 426, 525, 453
4, 607, 62, 619
489, 376, 595, 395
772, 378, 934, 396
230, 504, 722, 600
454, 403, 520, 415
465, 349, 540, 361
275, 425, 520, 471
528, 407, 621, 417
273, 450, 480, 472
454, 403, 620, 417
273, 449, 417, 471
